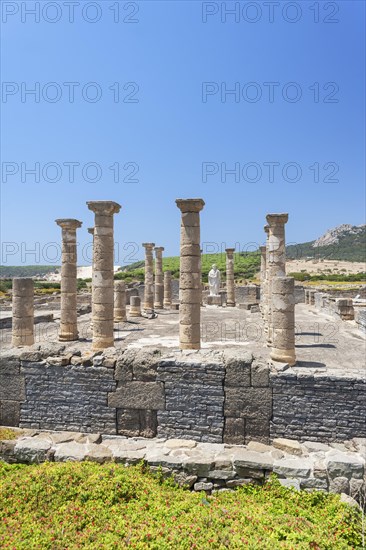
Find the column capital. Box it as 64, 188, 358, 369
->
266, 213, 288, 227
154, 246, 164, 253
87, 227, 94, 235
87, 201, 121, 216
176, 198, 205, 213
142, 242, 155, 249
225, 248, 235, 254
55, 219, 82, 230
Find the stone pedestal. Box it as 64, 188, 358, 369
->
56, 218, 82, 341
270, 276, 296, 366
114, 280, 127, 322
130, 295, 142, 317
163, 271, 172, 308
142, 243, 155, 313
154, 246, 164, 309
206, 295, 223, 306
225, 248, 236, 307
176, 198, 205, 350
266, 214, 288, 346
87, 200, 121, 350
12, 278, 34, 347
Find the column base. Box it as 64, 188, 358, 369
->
12, 336, 34, 347
270, 348, 296, 366
154, 303, 164, 309
92, 338, 115, 350
163, 302, 172, 309
226, 302, 236, 307
179, 342, 200, 350
115, 316, 127, 323
59, 333, 79, 342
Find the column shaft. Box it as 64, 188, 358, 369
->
87, 201, 121, 350
142, 243, 155, 312
176, 198, 205, 350
56, 219, 82, 341
154, 247, 164, 309
163, 270, 172, 308
12, 278, 34, 347
225, 248, 235, 307
114, 280, 127, 322
270, 276, 296, 366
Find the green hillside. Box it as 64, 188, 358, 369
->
286, 226, 366, 262
116, 252, 261, 283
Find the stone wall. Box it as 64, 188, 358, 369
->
1, 348, 365, 445
271, 370, 366, 441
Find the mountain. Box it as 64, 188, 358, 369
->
286, 224, 366, 262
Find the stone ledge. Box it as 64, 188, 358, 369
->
1, 429, 364, 498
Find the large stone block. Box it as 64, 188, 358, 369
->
108, 382, 165, 410
224, 351, 252, 387
223, 417, 245, 445
0, 399, 20, 426
117, 408, 157, 438
0, 375, 25, 401
0, 356, 20, 375
224, 387, 272, 418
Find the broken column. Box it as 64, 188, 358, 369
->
163, 270, 172, 308
87, 200, 121, 350
270, 276, 296, 366
142, 243, 155, 313
114, 280, 127, 322
12, 278, 34, 347
129, 295, 142, 317
225, 248, 236, 307
154, 246, 164, 309
266, 214, 288, 345
176, 198, 205, 350
55, 218, 82, 341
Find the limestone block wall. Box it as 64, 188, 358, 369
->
1, 348, 365, 445
271, 370, 366, 441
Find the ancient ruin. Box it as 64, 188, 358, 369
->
1, 200, 365, 500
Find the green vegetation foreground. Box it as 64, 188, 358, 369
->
0, 462, 361, 549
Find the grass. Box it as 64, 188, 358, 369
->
0, 428, 18, 440
0, 461, 361, 549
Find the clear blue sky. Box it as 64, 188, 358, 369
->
1, 0, 365, 266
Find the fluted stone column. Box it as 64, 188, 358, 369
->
142, 243, 155, 312
225, 248, 236, 307
88, 227, 94, 330
262, 225, 270, 332
114, 280, 127, 322
55, 218, 82, 341
154, 246, 164, 309
12, 278, 34, 347
163, 270, 172, 308
176, 198, 205, 350
130, 295, 141, 317
87, 200, 121, 350
270, 276, 296, 366
266, 214, 288, 345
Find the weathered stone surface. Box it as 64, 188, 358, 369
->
0, 375, 25, 401
194, 482, 213, 492
14, 437, 52, 463
303, 441, 331, 453
0, 400, 21, 426
273, 458, 312, 478
329, 476, 350, 495
109, 382, 164, 410
233, 449, 273, 471
272, 438, 303, 456
251, 361, 269, 387
166, 439, 197, 449
85, 444, 113, 463
279, 478, 300, 490
0, 356, 20, 375
325, 451, 364, 479
224, 351, 252, 387
54, 442, 87, 462
340, 493, 360, 508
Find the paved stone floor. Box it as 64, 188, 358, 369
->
0, 303, 365, 377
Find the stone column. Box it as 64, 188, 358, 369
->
176, 198, 205, 350
87, 227, 94, 330
114, 280, 127, 322
163, 270, 172, 308
12, 278, 34, 347
55, 219, 82, 341
154, 246, 164, 309
225, 248, 236, 307
266, 213, 288, 345
309, 290, 316, 306
259, 245, 266, 316
87, 201, 121, 350
129, 295, 141, 317
270, 276, 296, 366
142, 243, 155, 312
